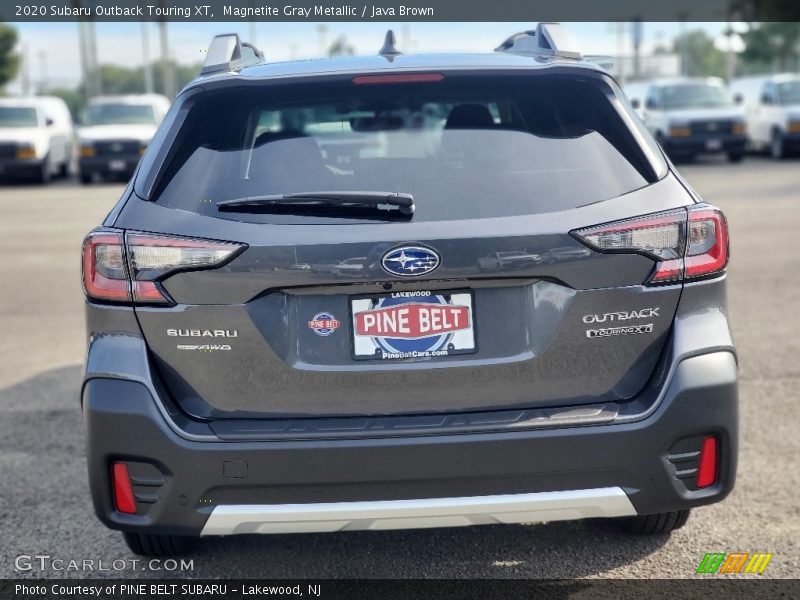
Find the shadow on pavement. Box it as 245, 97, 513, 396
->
1, 365, 669, 579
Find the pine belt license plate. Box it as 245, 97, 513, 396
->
350, 290, 476, 361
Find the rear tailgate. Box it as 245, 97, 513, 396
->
121, 176, 689, 418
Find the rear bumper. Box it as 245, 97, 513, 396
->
662, 135, 747, 155
82, 350, 738, 537
200, 488, 635, 535
79, 155, 140, 177
783, 131, 800, 149
0, 157, 44, 177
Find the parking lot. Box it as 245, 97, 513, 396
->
1, 156, 798, 579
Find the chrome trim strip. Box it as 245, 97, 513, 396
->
200, 487, 636, 536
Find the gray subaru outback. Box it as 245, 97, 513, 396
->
81, 26, 737, 557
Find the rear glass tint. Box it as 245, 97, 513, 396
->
86, 103, 157, 125
0, 106, 38, 128
150, 72, 664, 223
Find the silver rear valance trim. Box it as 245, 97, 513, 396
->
200, 487, 636, 536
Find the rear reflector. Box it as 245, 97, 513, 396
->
571, 205, 729, 285
696, 436, 718, 489
112, 462, 137, 514
352, 73, 444, 85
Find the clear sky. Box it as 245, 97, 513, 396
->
8, 21, 735, 93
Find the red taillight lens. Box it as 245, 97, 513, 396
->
685, 208, 729, 280
572, 205, 729, 285
352, 73, 445, 85
112, 462, 137, 514
82, 229, 245, 305
82, 230, 130, 302
696, 436, 718, 489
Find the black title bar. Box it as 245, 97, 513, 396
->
5, 0, 800, 22
4, 579, 800, 600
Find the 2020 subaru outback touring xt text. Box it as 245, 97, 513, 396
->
81, 26, 737, 557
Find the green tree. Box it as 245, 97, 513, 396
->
97, 64, 143, 95
328, 36, 355, 57
0, 22, 20, 89
740, 23, 800, 73
84, 60, 202, 99
672, 30, 727, 78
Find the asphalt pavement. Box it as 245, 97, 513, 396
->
0, 156, 798, 579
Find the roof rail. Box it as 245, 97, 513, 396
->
201, 33, 264, 76
496, 23, 582, 60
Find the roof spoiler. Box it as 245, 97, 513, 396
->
201, 33, 264, 75
496, 23, 582, 60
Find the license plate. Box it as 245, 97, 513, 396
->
109, 160, 127, 171
705, 139, 722, 151
351, 290, 476, 360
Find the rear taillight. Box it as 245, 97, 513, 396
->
82, 230, 130, 302
572, 205, 729, 285
684, 208, 729, 279
126, 232, 244, 304
82, 229, 245, 305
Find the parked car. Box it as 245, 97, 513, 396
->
731, 74, 800, 159
0, 96, 73, 183
77, 94, 170, 184
81, 27, 737, 557
624, 78, 747, 162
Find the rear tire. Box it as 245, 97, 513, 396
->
726, 151, 744, 163
770, 130, 786, 160
34, 157, 52, 184
122, 531, 195, 557
79, 171, 93, 185
616, 509, 691, 535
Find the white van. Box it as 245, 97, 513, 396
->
77, 94, 170, 184
731, 74, 800, 159
0, 96, 74, 183
623, 78, 747, 162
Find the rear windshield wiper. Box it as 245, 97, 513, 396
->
217, 191, 415, 217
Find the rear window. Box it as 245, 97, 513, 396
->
660, 83, 732, 110
777, 80, 800, 105
86, 103, 156, 125
149, 72, 665, 223
0, 106, 39, 128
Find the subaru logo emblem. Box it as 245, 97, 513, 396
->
381, 245, 441, 277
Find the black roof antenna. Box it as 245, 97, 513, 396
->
379, 30, 401, 58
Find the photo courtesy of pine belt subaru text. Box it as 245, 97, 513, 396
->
80, 25, 737, 557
